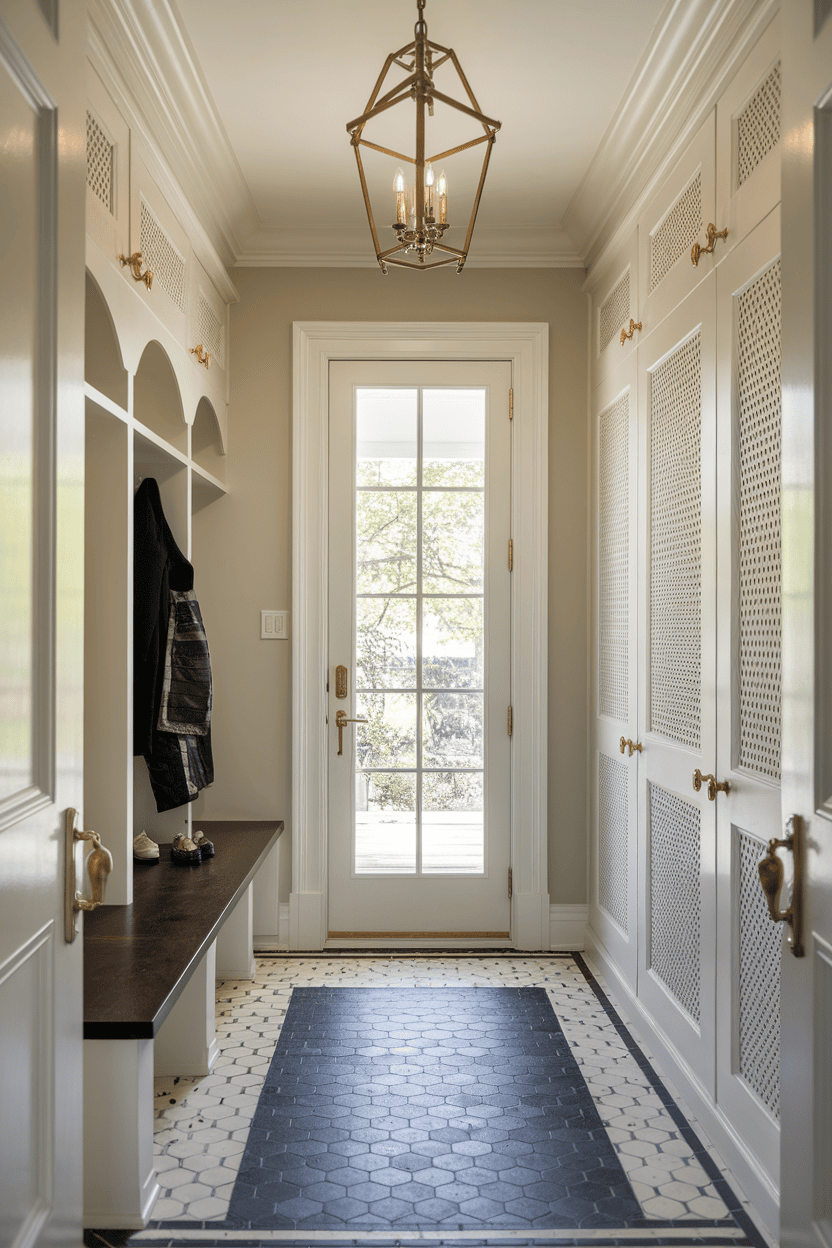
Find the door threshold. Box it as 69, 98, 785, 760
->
324, 936, 514, 949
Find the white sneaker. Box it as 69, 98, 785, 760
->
133, 831, 160, 860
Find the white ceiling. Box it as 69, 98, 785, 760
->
173, 0, 666, 265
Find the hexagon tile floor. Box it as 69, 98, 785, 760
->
101, 953, 776, 1248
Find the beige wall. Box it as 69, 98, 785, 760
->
193, 266, 588, 910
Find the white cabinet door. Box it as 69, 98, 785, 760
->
638, 114, 717, 341
86, 62, 130, 271
129, 148, 191, 343
591, 354, 639, 985
0, 2, 86, 1244
714, 206, 783, 1192
716, 15, 781, 259
592, 232, 640, 389
636, 277, 718, 1094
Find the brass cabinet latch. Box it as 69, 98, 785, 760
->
64, 808, 113, 943
118, 251, 153, 289
189, 344, 212, 368
758, 815, 804, 958
691, 223, 728, 267
620, 318, 642, 345
693, 768, 730, 801
619, 737, 642, 757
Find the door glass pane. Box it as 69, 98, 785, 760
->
357, 491, 417, 594
423, 389, 485, 486
423, 692, 484, 767
423, 597, 483, 689
354, 387, 488, 875
422, 491, 484, 594
423, 772, 484, 873
355, 772, 416, 873
357, 597, 417, 689
357, 388, 417, 487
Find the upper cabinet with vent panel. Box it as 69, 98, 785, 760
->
86, 65, 129, 272
591, 232, 640, 390
188, 257, 229, 403
129, 148, 192, 345
637, 115, 716, 339
716, 16, 780, 254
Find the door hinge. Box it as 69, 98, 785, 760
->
509, 387, 514, 421
508, 538, 513, 571
507, 705, 513, 737
508, 867, 513, 898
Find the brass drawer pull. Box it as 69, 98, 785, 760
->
692, 768, 730, 800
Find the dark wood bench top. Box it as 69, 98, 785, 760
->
83, 820, 282, 1040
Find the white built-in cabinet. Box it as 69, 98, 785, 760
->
83, 60, 232, 908
588, 14, 783, 1233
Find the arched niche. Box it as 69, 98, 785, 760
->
85, 271, 128, 409
191, 396, 226, 485
133, 340, 187, 454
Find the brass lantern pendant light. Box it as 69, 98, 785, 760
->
346, 0, 501, 273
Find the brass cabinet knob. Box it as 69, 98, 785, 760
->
691, 223, 728, 267
619, 737, 643, 757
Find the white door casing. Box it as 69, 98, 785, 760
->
0, 3, 86, 1247
292, 323, 549, 951
327, 360, 511, 937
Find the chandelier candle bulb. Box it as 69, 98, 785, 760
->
425, 162, 435, 215
394, 167, 407, 225
438, 169, 448, 224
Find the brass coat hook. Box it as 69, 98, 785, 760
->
64, 808, 113, 942
692, 768, 730, 801
620, 318, 642, 345
118, 251, 153, 289
691, 223, 728, 267
190, 344, 212, 368
758, 815, 804, 957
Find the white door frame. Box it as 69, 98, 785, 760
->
291, 321, 549, 951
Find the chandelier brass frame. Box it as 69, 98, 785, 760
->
346, 0, 501, 273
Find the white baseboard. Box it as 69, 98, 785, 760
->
549, 904, 588, 950
254, 902, 290, 952
583, 924, 778, 1240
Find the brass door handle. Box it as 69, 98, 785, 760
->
692, 768, 730, 800
691, 223, 728, 266
758, 815, 804, 957
619, 737, 643, 757
64, 808, 113, 943
336, 709, 367, 755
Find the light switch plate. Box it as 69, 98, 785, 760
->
261, 610, 288, 639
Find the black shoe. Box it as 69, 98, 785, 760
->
194, 831, 215, 858
171, 834, 202, 864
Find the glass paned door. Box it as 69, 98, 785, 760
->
328, 361, 511, 937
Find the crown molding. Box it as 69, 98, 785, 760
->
563, 0, 779, 279
87, 0, 248, 301
236, 225, 584, 269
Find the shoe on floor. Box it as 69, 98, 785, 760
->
171, 833, 202, 864
194, 830, 214, 858
133, 831, 160, 861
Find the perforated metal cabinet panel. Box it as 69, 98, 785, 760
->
649, 782, 701, 1024
599, 271, 630, 355
598, 753, 629, 933
737, 260, 782, 780
85, 66, 129, 265
737, 827, 780, 1117
599, 393, 629, 722
129, 149, 191, 339
737, 62, 781, 188
650, 172, 703, 293
649, 334, 702, 749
